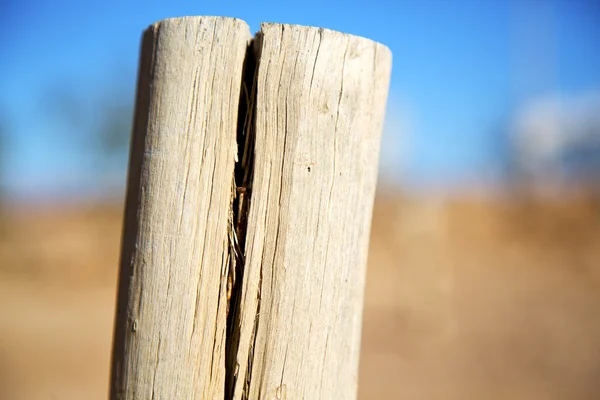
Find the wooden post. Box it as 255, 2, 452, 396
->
226, 23, 392, 400
110, 16, 391, 400
110, 16, 251, 400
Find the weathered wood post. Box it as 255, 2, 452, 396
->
110, 15, 391, 400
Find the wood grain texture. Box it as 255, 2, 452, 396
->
229, 23, 392, 400
110, 17, 251, 400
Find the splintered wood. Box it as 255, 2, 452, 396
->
110, 16, 391, 400
227, 23, 391, 400
110, 17, 251, 400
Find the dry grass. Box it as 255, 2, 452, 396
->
1, 192, 599, 399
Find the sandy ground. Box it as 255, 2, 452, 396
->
0, 193, 599, 399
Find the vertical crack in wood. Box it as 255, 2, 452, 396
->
225, 33, 262, 400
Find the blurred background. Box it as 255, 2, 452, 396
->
1, 0, 600, 399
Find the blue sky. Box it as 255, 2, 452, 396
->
0, 0, 599, 200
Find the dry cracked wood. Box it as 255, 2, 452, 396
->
110, 16, 251, 400
227, 23, 392, 400
110, 16, 391, 400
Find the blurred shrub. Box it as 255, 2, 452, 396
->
39, 74, 135, 195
